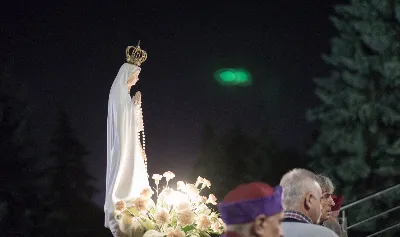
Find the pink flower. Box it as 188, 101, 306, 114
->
175, 201, 190, 212
211, 218, 224, 233
196, 214, 211, 231
207, 194, 217, 205
166, 228, 185, 237
200, 196, 207, 204
115, 200, 127, 212
178, 209, 195, 226
155, 209, 170, 225
133, 197, 147, 212
140, 188, 154, 199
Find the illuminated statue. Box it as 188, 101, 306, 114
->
105, 43, 149, 236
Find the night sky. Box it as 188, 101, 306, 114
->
2, 1, 346, 206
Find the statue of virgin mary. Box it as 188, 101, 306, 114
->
104, 44, 149, 236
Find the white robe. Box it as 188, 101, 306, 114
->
105, 63, 149, 230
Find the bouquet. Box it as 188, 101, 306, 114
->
114, 171, 225, 237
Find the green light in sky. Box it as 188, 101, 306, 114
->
219, 70, 236, 82
214, 68, 252, 86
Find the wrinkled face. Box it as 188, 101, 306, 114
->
320, 191, 335, 222
306, 181, 323, 224
253, 212, 284, 237
127, 70, 140, 87
331, 210, 340, 218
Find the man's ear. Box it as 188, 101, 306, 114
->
253, 214, 267, 235
304, 192, 313, 211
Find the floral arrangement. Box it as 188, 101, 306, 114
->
114, 171, 225, 237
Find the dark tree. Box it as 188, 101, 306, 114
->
44, 108, 108, 236
194, 123, 299, 199
0, 71, 45, 236
308, 1, 400, 235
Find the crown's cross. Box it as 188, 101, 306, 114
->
126, 40, 147, 66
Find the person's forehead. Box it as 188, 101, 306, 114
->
322, 189, 333, 195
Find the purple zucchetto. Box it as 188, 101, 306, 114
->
218, 182, 283, 225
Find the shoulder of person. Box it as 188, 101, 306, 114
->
311, 224, 339, 236
281, 222, 338, 236
324, 218, 341, 230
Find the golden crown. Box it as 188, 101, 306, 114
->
126, 41, 147, 66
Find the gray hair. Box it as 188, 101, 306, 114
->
279, 168, 319, 210
315, 174, 335, 193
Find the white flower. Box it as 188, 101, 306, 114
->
200, 196, 207, 204
218, 218, 226, 230
207, 194, 217, 205
184, 184, 200, 199
155, 209, 170, 225
166, 190, 187, 206
197, 204, 212, 215
177, 181, 186, 191
143, 230, 166, 237
195, 176, 204, 187
163, 171, 175, 182
201, 178, 211, 189
167, 228, 185, 237
196, 214, 211, 231
178, 209, 195, 226
158, 188, 174, 204
141, 187, 154, 199
211, 222, 221, 232
133, 196, 148, 212
152, 174, 163, 185
175, 201, 190, 213
211, 218, 224, 233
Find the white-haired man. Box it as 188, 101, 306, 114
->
315, 175, 336, 224
280, 168, 338, 236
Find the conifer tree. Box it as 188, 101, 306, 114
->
308, 1, 400, 235
46, 108, 98, 236
0, 70, 44, 236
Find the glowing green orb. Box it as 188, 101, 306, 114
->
214, 68, 252, 86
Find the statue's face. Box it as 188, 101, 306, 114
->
127, 70, 140, 87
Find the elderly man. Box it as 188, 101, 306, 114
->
218, 182, 284, 237
323, 195, 345, 236
315, 175, 336, 224
279, 169, 338, 236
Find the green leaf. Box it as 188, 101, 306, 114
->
200, 231, 211, 237
182, 225, 196, 233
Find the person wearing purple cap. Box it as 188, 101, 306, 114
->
218, 182, 284, 237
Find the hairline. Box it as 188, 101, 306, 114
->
316, 174, 335, 194
279, 168, 320, 210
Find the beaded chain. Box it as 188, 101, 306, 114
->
139, 105, 147, 171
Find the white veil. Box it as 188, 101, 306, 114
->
105, 63, 149, 229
